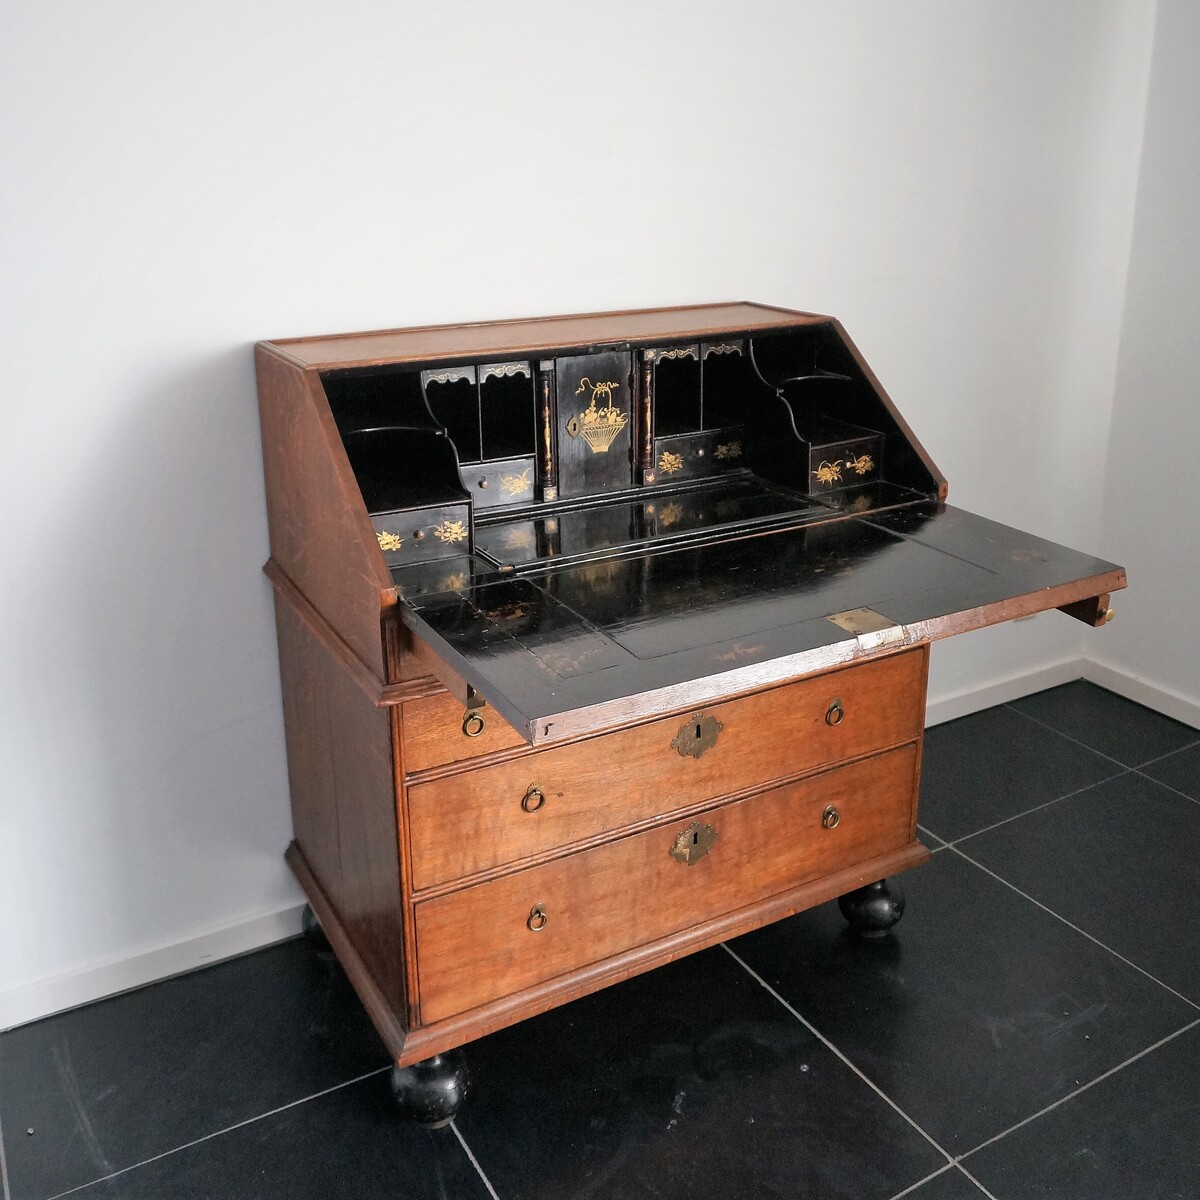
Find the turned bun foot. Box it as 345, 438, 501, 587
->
301, 903, 333, 953
839, 878, 905, 938
391, 1051, 471, 1127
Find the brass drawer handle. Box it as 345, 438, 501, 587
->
521, 783, 546, 814
462, 710, 486, 738
825, 698, 845, 727
822, 805, 841, 830
527, 904, 548, 932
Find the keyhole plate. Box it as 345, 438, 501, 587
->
670, 821, 719, 866
671, 712, 724, 759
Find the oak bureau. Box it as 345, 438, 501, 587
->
254, 303, 1125, 1122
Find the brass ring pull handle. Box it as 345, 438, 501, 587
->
527, 904, 548, 932
462, 710, 486, 738
521, 784, 546, 814
825, 698, 845, 727
822, 805, 841, 830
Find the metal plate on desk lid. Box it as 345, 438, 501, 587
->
826, 607, 905, 651
393, 506, 1124, 748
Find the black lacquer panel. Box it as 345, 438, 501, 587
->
460, 455, 536, 509
422, 368, 480, 462
396, 505, 1121, 742
479, 363, 537, 462
653, 428, 745, 482
473, 477, 817, 570
555, 351, 633, 499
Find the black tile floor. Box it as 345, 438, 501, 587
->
2, 680, 1199, 1199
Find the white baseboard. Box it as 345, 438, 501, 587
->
0, 903, 305, 1033
3, 658, 1193, 1034
924, 657, 1087, 727
1082, 660, 1200, 732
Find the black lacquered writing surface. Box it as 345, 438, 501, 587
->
394, 504, 1123, 744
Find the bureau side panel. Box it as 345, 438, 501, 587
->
274, 591, 408, 1023
830, 318, 947, 500
256, 345, 394, 672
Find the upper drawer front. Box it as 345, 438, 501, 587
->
407, 648, 924, 891
415, 744, 918, 1023
403, 692, 525, 773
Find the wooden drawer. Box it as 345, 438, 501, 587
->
407, 648, 924, 890
402, 691, 525, 773
415, 743, 919, 1023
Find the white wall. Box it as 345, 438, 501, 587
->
0, 1, 1158, 1026
1090, 0, 1200, 724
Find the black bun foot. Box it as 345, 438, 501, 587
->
301, 903, 332, 953
391, 1051, 471, 1127
838, 878, 906, 938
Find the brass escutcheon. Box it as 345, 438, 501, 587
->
825, 698, 845, 727
521, 783, 546, 814
527, 904, 548, 932
672, 712, 724, 759
670, 821, 718, 866
822, 805, 841, 830
462, 710, 486, 738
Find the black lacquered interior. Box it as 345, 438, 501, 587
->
320, 320, 1117, 741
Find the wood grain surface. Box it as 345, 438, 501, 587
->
406, 649, 925, 890
273, 591, 408, 1021
414, 744, 919, 1023
264, 302, 826, 371
256, 347, 394, 670
402, 689, 526, 773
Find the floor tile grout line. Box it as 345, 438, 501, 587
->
0, 1110, 12, 1200
890, 1163, 1000, 1200
1130, 738, 1200, 770
949, 845, 1200, 1011
1002, 703, 1136, 769
1004, 700, 1198, 772
915, 825, 949, 852
931, 768, 1136, 851
725, 942, 1009, 1200
449, 1120, 501, 1200
955, 1162, 1001, 1199
721, 943, 955, 1169
1130, 767, 1200, 809
955, 1016, 1200, 1168
43, 1066, 392, 1200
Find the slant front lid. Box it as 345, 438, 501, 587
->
394, 504, 1124, 745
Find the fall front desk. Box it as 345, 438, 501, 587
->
255, 303, 1124, 1122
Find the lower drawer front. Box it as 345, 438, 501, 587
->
415, 744, 918, 1024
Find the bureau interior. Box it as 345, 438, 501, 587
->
321, 322, 941, 576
